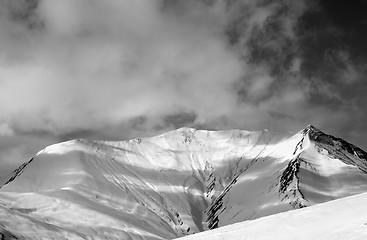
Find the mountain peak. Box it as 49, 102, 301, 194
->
302, 124, 322, 134
2, 126, 367, 239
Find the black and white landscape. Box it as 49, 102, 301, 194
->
1, 0, 367, 239
1, 126, 367, 239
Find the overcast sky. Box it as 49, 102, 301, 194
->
0, 0, 367, 174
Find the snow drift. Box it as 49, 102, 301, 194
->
1, 125, 367, 239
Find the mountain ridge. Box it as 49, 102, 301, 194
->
1, 125, 367, 239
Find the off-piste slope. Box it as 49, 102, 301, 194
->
1, 125, 367, 239
177, 191, 367, 240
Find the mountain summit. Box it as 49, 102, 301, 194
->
1, 126, 367, 239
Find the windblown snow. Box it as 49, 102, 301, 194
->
1, 125, 367, 239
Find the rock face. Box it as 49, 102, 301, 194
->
1, 126, 367, 239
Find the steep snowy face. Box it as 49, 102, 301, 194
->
1, 126, 367, 239
289, 125, 367, 204
177, 191, 367, 240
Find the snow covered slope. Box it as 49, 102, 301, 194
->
177, 191, 367, 240
1, 125, 367, 239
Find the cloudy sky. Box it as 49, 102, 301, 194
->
0, 0, 366, 174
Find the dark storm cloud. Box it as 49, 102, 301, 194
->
293, 0, 367, 146
163, 111, 198, 129
0, 0, 40, 25
1, 0, 367, 172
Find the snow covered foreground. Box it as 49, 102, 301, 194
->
1, 125, 367, 239
178, 191, 367, 240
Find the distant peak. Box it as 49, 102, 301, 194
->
305, 124, 319, 131
302, 125, 322, 135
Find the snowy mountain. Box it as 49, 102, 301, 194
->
177, 191, 367, 240
1, 125, 367, 239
